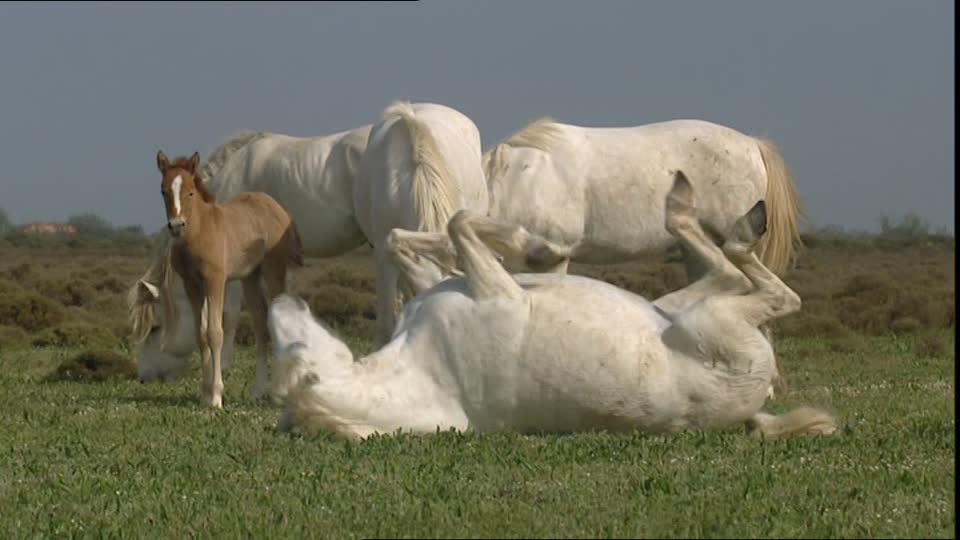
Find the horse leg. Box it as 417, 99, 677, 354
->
373, 245, 402, 349
720, 203, 802, 327
220, 282, 243, 372
654, 172, 752, 318
241, 270, 271, 401
457, 214, 571, 274
258, 258, 293, 401
447, 210, 524, 301
386, 229, 458, 297
654, 173, 784, 400
181, 275, 211, 403
202, 276, 227, 409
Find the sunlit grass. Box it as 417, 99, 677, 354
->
0, 330, 953, 538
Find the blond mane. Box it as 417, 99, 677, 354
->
127, 230, 177, 345
482, 117, 565, 180
383, 101, 461, 232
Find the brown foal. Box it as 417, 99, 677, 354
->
155, 150, 303, 408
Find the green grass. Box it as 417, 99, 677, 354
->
0, 331, 954, 538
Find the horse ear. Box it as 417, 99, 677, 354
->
187, 152, 201, 175
139, 280, 160, 300
156, 150, 169, 172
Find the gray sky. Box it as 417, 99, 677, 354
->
0, 1, 953, 233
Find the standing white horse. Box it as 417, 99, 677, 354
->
129, 101, 488, 381
129, 125, 371, 384
352, 101, 488, 347
482, 117, 803, 277
268, 171, 836, 440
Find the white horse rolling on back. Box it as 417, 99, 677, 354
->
353, 101, 488, 347
268, 171, 836, 440
128, 125, 371, 389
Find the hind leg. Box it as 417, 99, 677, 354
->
654, 172, 752, 318
457, 215, 571, 274
220, 281, 243, 372
655, 172, 784, 399
386, 229, 458, 297
242, 270, 271, 401
447, 210, 525, 301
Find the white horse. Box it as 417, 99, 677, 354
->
128, 125, 372, 388
482, 117, 803, 277
128, 101, 488, 385
352, 101, 488, 347
268, 172, 836, 440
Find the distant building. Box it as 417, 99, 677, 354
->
20, 221, 78, 235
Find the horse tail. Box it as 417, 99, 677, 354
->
754, 137, 804, 275
127, 230, 177, 345
382, 101, 461, 233
198, 129, 267, 182
747, 406, 837, 440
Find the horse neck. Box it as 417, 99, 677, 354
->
291, 337, 459, 438
181, 198, 221, 247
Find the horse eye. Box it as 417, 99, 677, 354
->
189, 192, 194, 197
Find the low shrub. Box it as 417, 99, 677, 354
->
45, 350, 136, 382
31, 321, 121, 350
0, 291, 65, 332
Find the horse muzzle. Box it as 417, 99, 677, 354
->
168, 218, 186, 236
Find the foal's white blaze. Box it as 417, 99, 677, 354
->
171, 175, 183, 217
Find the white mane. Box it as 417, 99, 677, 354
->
199, 130, 268, 182
482, 117, 565, 180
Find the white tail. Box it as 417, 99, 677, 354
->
754, 137, 804, 275
747, 406, 837, 439
382, 101, 461, 233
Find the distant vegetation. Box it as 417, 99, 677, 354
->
800, 213, 954, 250
0, 208, 155, 253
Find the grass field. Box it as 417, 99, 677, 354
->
0, 236, 955, 538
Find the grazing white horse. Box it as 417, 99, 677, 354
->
129, 125, 371, 386
129, 101, 488, 383
353, 101, 488, 347
482, 117, 803, 277
268, 172, 837, 440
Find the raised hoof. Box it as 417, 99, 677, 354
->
728, 201, 768, 246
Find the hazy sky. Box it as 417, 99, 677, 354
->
0, 1, 953, 233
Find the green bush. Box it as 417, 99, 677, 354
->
0, 324, 28, 350
31, 321, 121, 350
0, 291, 65, 332
307, 284, 376, 326
45, 350, 136, 382
36, 278, 97, 307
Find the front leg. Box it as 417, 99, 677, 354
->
386, 228, 459, 297
447, 210, 525, 301
179, 274, 209, 396
203, 276, 227, 409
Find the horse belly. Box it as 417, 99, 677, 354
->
472, 280, 674, 433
